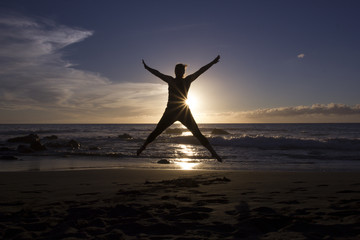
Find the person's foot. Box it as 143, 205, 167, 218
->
137, 145, 145, 156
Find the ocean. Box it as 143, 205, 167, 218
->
0, 123, 360, 172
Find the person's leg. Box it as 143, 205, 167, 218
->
137, 110, 175, 156
181, 109, 222, 162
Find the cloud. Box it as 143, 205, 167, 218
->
244, 103, 360, 117
207, 103, 360, 123
0, 14, 167, 123
297, 53, 305, 59
0, 15, 92, 62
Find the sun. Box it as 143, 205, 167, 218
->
185, 95, 198, 109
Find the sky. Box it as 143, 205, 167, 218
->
0, 0, 360, 123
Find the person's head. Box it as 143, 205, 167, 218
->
175, 63, 187, 78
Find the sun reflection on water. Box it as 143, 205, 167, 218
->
175, 159, 199, 170
175, 144, 200, 170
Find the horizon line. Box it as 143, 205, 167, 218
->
1, 122, 359, 125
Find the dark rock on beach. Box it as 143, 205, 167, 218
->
43, 135, 58, 140
157, 159, 171, 164
67, 140, 80, 149
44, 141, 63, 148
118, 133, 133, 139
30, 141, 46, 151
8, 134, 40, 143
17, 145, 34, 153
44, 139, 81, 149
8, 134, 46, 152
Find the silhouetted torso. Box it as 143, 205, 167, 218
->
167, 77, 191, 106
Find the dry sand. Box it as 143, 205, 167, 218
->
0, 169, 360, 239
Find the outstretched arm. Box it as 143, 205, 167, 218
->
142, 59, 172, 83
188, 55, 220, 83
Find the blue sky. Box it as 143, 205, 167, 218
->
1, 0, 360, 123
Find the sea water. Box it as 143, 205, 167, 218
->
0, 123, 360, 171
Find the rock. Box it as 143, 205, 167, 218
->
67, 139, 80, 149
44, 140, 71, 148
30, 141, 46, 151
17, 145, 34, 153
44, 139, 80, 149
8, 133, 47, 151
8, 134, 39, 143
43, 135, 58, 140
118, 133, 133, 139
157, 159, 171, 164
211, 128, 230, 135
44, 141, 64, 148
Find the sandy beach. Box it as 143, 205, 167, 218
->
0, 169, 360, 239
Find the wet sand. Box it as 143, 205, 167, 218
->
0, 169, 360, 239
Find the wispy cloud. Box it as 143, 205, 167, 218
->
297, 53, 305, 59
0, 14, 167, 123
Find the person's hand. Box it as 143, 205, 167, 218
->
213, 55, 220, 64
142, 59, 150, 69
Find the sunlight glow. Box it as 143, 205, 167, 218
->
185, 95, 198, 109
175, 159, 199, 170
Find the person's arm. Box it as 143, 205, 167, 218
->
142, 59, 172, 83
188, 55, 220, 83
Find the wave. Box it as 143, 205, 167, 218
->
210, 136, 360, 151
0, 128, 82, 137
63, 152, 125, 158
168, 135, 360, 151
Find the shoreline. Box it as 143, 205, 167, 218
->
2, 163, 360, 173
2, 154, 360, 173
3, 167, 360, 173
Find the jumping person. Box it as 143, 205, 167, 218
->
137, 55, 222, 162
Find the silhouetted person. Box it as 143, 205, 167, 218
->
137, 55, 222, 162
